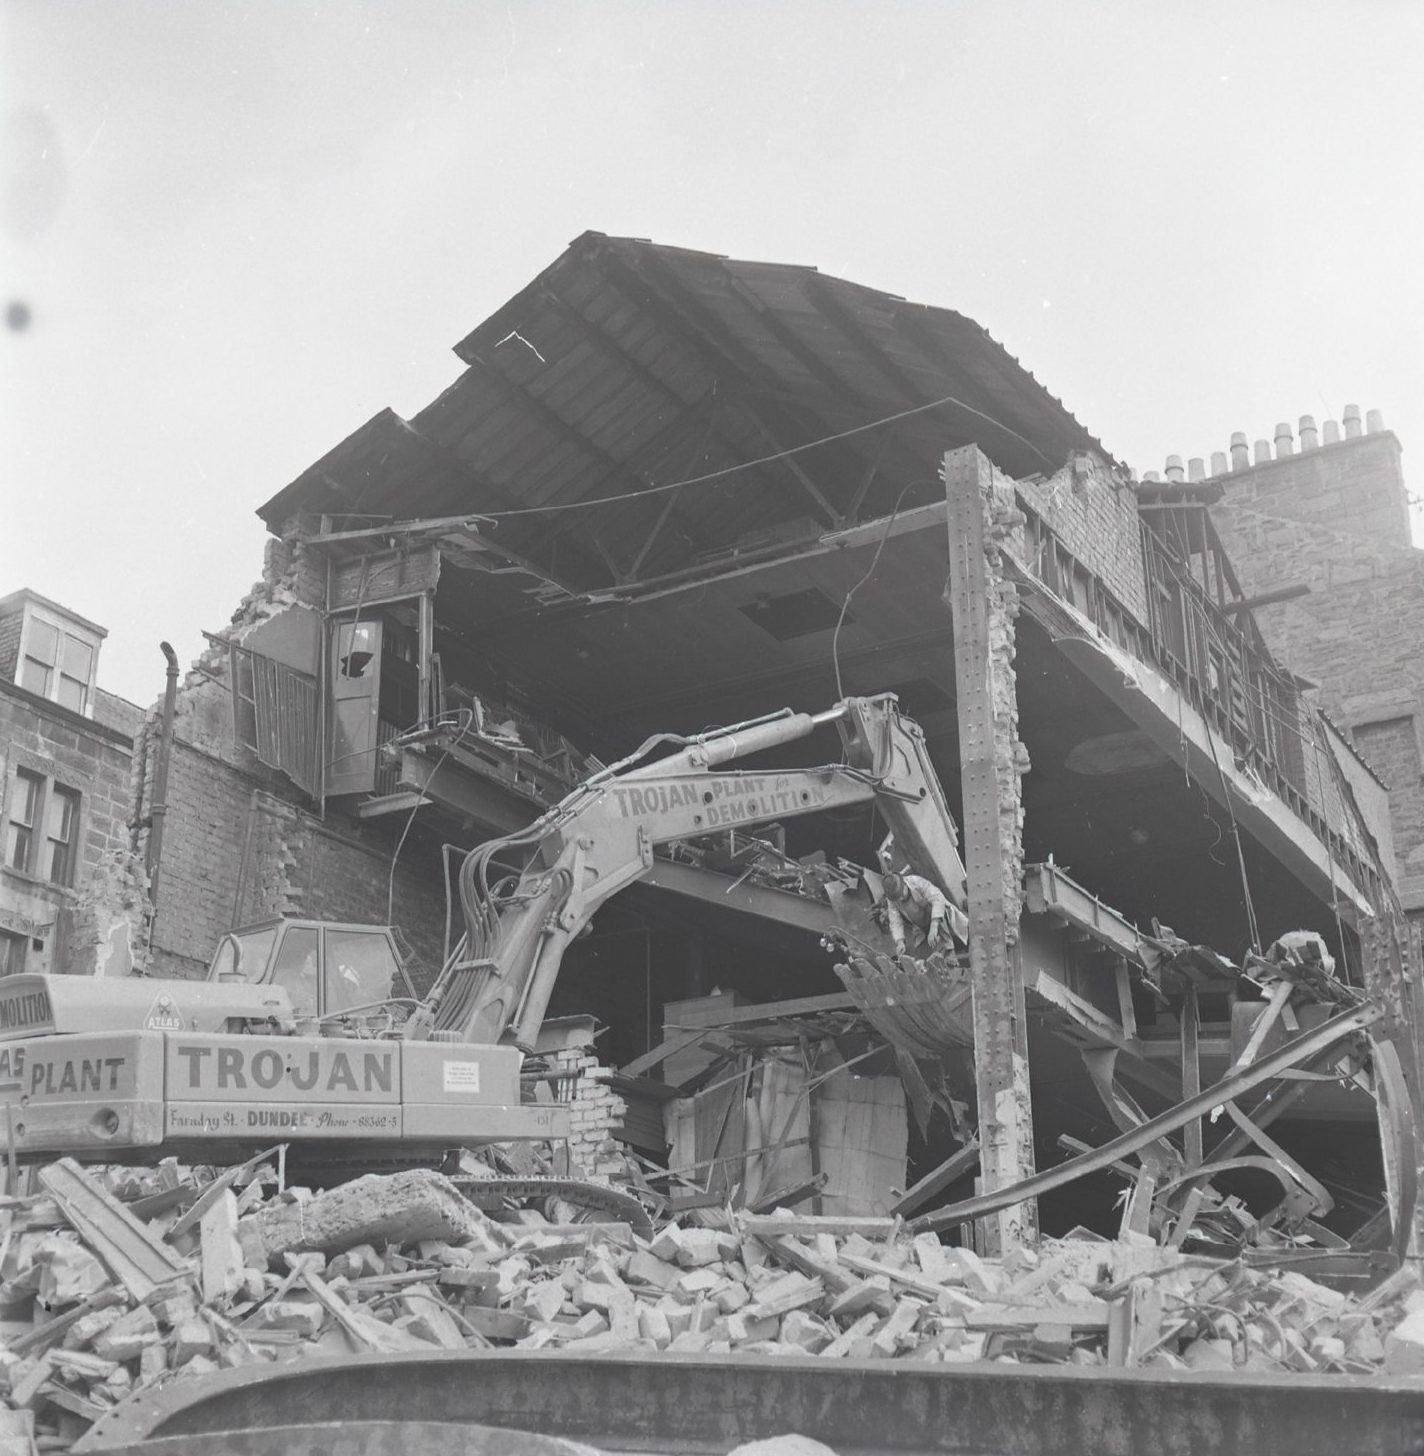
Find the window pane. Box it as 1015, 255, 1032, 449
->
0, 932, 25, 977
324, 929, 400, 1014
57, 675, 87, 712
19, 658, 52, 696
46, 786, 79, 885
61, 635, 93, 680
339, 622, 378, 679
11, 771, 40, 828
269, 926, 319, 1017
26, 618, 59, 665
6, 771, 41, 873
233, 925, 280, 979
209, 938, 238, 981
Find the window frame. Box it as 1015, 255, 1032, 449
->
0, 928, 27, 976
2, 762, 84, 889
45, 783, 81, 887
16, 604, 102, 717
4, 767, 43, 875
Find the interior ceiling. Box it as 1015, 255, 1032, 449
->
437, 521, 958, 751
259, 230, 1111, 600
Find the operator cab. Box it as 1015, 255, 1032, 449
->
207, 920, 417, 1022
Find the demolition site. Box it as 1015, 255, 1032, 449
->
1, 232, 1423, 1454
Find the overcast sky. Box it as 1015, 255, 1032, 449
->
3, 0, 1420, 709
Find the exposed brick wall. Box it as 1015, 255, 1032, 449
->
0, 606, 22, 684
551, 1046, 629, 1177
149, 737, 450, 986
1016, 453, 1149, 622
0, 680, 144, 975
147, 738, 261, 976
1207, 432, 1424, 914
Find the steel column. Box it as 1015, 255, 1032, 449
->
943, 444, 1037, 1249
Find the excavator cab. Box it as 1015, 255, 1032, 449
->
207, 921, 418, 1024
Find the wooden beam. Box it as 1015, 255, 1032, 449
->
590, 245, 869, 524
739, 404, 844, 526
619, 992, 859, 1079
1180, 987, 1202, 1168
889, 1139, 980, 1216
1221, 584, 1311, 615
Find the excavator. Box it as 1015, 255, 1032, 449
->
0, 695, 966, 1172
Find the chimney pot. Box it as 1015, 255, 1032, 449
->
1322, 418, 1340, 444
1211, 451, 1229, 476
1165, 454, 1185, 482
1274, 422, 1294, 457
1188, 457, 1206, 481
1230, 432, 1250, 470
1299, 414, 1318, 450
1366, 408, 1385, 433
1343, 404, 1362, 438
1254, 439, 1271, 464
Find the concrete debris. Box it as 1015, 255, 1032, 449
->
3, 1159, 1422, 1450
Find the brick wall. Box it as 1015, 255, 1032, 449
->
0, 680, 143, 975
0, 605, 21, 683
550, 1045, 629, 1177
1016, 453, 1149, 622
149, 737, 450, 985
1203, 429, 1424, 914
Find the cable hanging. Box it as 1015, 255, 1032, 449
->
467, 391, 1056, 523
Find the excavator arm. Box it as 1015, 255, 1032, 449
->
418, 696, 966, 1051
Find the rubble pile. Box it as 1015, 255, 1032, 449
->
3, 1158, 1424, 1449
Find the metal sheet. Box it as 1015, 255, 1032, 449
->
78, 1349, 1424, 1456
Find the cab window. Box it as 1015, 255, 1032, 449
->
231, 925, 279, 981
323, 929, 401, 1015
269, 926, 319, 1017
209, 937, 238, 982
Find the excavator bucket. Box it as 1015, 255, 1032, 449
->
833, 950, 975, 1057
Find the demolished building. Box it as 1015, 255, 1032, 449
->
117, 232, 1421, 1254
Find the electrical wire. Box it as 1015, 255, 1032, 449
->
385, 715, 473, 925
461, 392, 1054, 523
832, 480, 921, 700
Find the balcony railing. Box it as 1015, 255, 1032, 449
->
1015, 498, 1374, 894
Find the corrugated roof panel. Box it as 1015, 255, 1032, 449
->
262, 231, 1115, 595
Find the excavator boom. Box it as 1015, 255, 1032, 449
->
429, 695, 966, 1050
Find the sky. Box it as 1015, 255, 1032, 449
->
2, 0, 1421, 710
